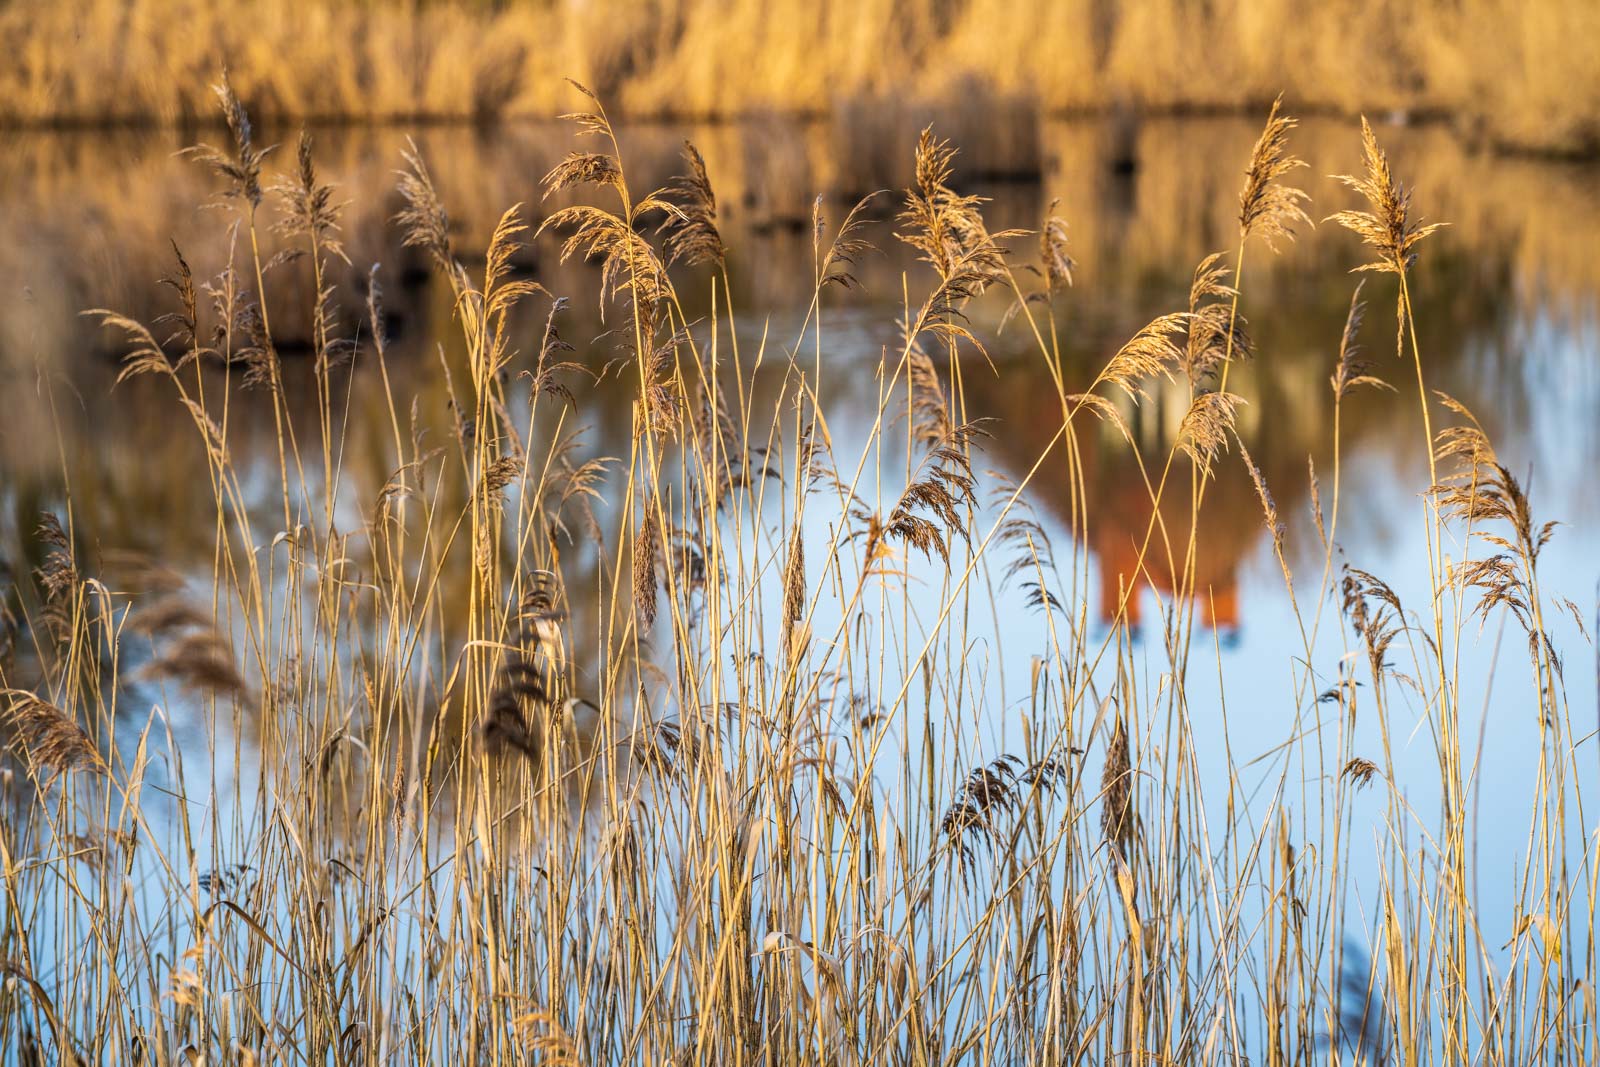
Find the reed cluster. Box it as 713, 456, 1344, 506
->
0, 77, 1594, 1065
2, 0, 1597, 156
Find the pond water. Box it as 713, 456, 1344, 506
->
2, 111, 1598, 1051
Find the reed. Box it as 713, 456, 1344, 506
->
1, 0, 1597, 156
0, 80, 1594, 1067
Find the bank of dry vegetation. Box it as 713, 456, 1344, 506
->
1, 0, 1597, 155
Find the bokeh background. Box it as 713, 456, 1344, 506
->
2, 0, 1596, 156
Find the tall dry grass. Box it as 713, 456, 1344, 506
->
0, 76, 1595, 1064
1, 0, 1597, 155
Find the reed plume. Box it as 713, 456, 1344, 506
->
1039, 200, 1074, 292
32, 512, 78, 603
661, 141, 725, 268
1240, 443, 1285, 558
1093, 312, 1188, 402
1327, 118, 1445, 274
1, 691, 104, 780
1176, 391, 1243, 473
939, 754, 1069, 873
274, 131, 347, 264
181, 72, 270, 209
481, 661, 548, 763
1342, 757, 1381, 791
1101, 713, 1135, 860
1238, 96, 1311, 249
1329, 283, 1391, 399
815, 193, 882, 291
539, 83, 672, 313
633, 509, 661, 633
479, 455, 522, 509
865, 425, 982, 569
1432, 396, 1558, 652
1339, 566, 1405, 679
1181, 253, 1249, 385
781, 528, 806, 645
133, 595, 248, 697
155, 241, 203, 358
395, 139, 462, 285
898, 126, 1021, 351
143, 630, 248, 697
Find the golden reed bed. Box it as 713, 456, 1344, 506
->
1, 0, 1596, 155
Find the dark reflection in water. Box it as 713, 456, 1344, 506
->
1, 112, 1597, 647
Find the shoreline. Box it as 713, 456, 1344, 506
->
3, 103, 1596, 164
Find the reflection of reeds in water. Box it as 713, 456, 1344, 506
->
4, 110, 1597, 388
0, 80, 1594, 1067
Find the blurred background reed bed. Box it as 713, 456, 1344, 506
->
0, 65, 1595, 1067
2, 0, 1598, 156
